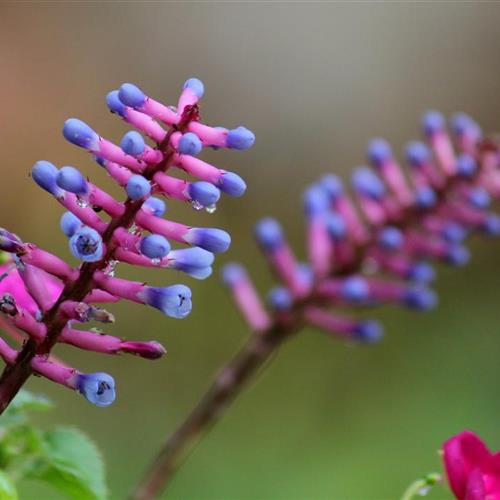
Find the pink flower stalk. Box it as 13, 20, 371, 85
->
0, 78, 254, 410
443, 430, 500, 500
221, 111, 500, 345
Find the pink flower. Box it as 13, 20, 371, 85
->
443, 430, 500, 500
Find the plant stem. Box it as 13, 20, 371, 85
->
0, 106, 198, 415
400, 473, 442, 500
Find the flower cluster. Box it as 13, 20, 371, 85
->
443, 430, 500, 499
0, 78, 254, 408
222, 112, 499, 343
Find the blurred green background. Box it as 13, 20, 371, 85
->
1, 2, 500, 499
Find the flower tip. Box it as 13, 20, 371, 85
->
405, 141, 430, 167
141, 285, 192, 319
483, 214, 500, 236
415, 186, 437, 209
178, 132, 203, 156
118, 83, 146, 108
32, 160, 64, 197
378, 226, 403, 250
267, 286, 293, 311
218, 172, 247, 197
143, 197, 167, 217
325, 213, 346, 240
226, 126, 255, 150
468, 188, 491, 209
60, 212, 83, 238
408, 261, 435, 284
254, 217, 283, 251
354, 321, 383, 343
404, 286, 437, 311
63, 118, 99, 150
188, 182, 221, 207
106, 90, 127, 117
303, 185, 329, 216
221, 262, 246, 287
456, 154, 477, 177
442, 223, 467, 243
341, 276, 369, 302
319, 174, 344, 199
351, 167, 385, 199
120, 131, 146, 157
183, 77, 205, 98
126, 175, 151, 200
367, 138, 392, 166
76, 372, 116, 407
184, 228, 231, 253
451, 112, 481, 138
422, 110, 445, 136
445, 245, 470, 266
56, 166, 89, 195
69, 227, 103, 262
139, 234, 171, 259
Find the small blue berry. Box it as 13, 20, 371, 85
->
126, 175, 151, 200
184, 228, 231, 253
183, 78, 205, 98
226, 126, 255, 150
354, 321, 383, 343
254, 218, 283, 251
352, 167, 385, 200
56, 166, 88, 195
143, 197, 166, 217
60, 212, 82, 238
139, 234, 171, 259
119, 83, 147, 108
140, 284, 192, 319
218, 172, 247, 197
63, 118, 99, 150
178, 133, 203, 156
69, 227, 103, 262
120, 131, 145, 156
422, 110, 445, 136
456, 154, 477, 177
106, 90, 126, 117
32, 161, 64, 197
267, 287, 293, 311
405, 141, 430, 167
188, 182, 221, 207
341, 276, 369, 302
378, 226, 403, 250
76, 372, 116, 407
367, 138, 392, 166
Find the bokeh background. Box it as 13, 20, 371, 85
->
1, 2, 500, 499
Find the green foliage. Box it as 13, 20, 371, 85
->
0, 391, 107, 499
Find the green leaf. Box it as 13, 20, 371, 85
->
0, 471, 18, 500
1, 391, 52, 428
30, 427, 107, 500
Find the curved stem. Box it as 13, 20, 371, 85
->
400, 473, 442, 500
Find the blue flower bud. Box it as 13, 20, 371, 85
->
186, 266, 213, 280
140, 284, 192, 318
407, 261, 435, 284
456, 154, 477, 177
76, 372, 116, 407
139, 234, 171, 259
143, 197, 166, 217
451, 113, 480, 137
254, 218, 283, 251
226, 126, 255, 150
218, 172, 247, 197
56, 166, 88, 195
405, 141, 430, 167
442, 223, 467, 243
445, 245, 470, 266
267, 286, 293, 311
325, 213, 346, 240
404, 287, 437, 311
367, 138, 392, 166
296, 263, 314, 290
178, 133, 203, 156
303, 185, 329, 216
69, 227, 103, 262
0, 229, 23, 253
32, 161, 64, 197
188, 182, 221, 207
320, 174, 344, 200
118, 83, 146, 108
120, 131, 145, 156
184, 228, 231, 253
106, 90, 126, 117
378, 226, 403, 250
468, 187, 490, 209
422, 110, 445, 136
352, 167, 386, 199
168, 247, 215, 272
354, 321, 383, 343
415, 186, 437, 209
341, 276, 369, 302
94, 156, 107, 168
483, 214, 500, 235
60, 212, 83, 237
221, 263, 246, 287
126, 175, 151, 200
63, 118, 99, 150
183, 78, 205, 98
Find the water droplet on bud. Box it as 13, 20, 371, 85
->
104, 260, 118, 277
191, 200, 204, 211
76, 196, 89, 208
151, 258, 161, 266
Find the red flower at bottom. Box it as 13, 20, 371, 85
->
443, 431, 500, 500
